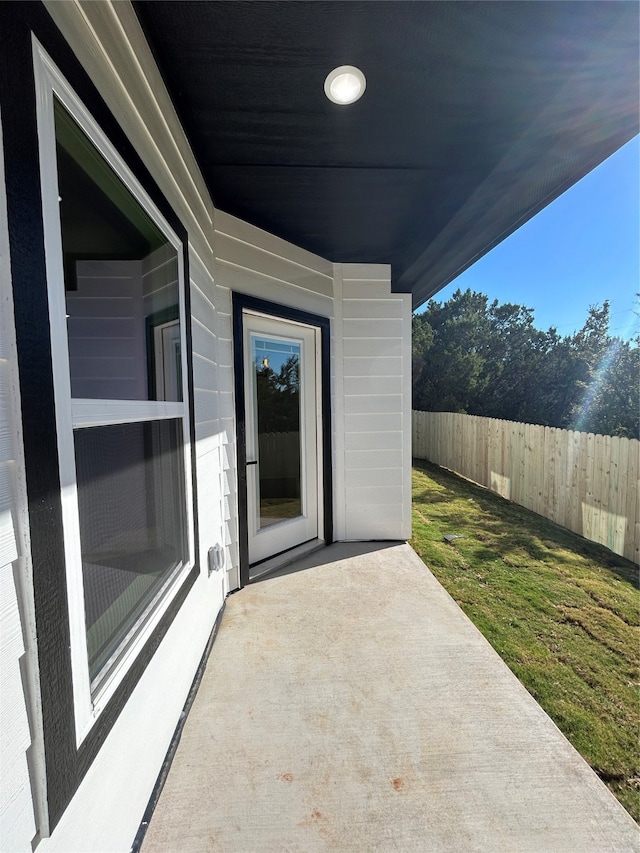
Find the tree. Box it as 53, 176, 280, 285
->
412, 290, 490, 413
471, 300, 555, 424
413, 291, 639, 438
569, 338, 639, 438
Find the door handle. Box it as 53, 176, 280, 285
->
246, 459, 258, 466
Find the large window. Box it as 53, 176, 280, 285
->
35, 47, 194, 743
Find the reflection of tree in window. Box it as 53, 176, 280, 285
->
253, 348, 302, 527
256, 354, 300, 433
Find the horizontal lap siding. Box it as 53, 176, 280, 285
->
189, 249, 229, 592
0, 122, 38, 850
0, 558, 34, 848
0, 452, 35, 853
339, 266, 411, 541
214, 211, 334, 316
215, 211, 332, 282
214, 284, 239, 583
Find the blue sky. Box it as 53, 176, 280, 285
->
419, 135, 639, 342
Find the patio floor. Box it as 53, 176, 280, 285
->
141, 542, 638, 852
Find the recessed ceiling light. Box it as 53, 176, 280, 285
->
324, 65, 366, 105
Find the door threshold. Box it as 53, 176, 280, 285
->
249, 538, 325, 582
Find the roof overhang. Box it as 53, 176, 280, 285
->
135, 1, 639, 309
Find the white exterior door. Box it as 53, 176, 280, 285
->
243, 312, 320, 565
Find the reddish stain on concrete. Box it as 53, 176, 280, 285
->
392, 777, 404, 790
279, 773, 294, 782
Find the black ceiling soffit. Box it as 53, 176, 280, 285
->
134, 1, 639, 309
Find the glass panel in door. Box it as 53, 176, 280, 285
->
252, 336, 302, 528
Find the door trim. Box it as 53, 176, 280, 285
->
233, 294, 332, 588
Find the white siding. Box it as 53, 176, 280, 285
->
0, 112, 41, 852
188, 247, 230, 593
214, 210, 334, 317
0, 558, 35, 849
213, 283, 240, 587
336, 264, 412, 541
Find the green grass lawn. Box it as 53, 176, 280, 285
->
411, 459, 640, 822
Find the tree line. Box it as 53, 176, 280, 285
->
412, 289, 639, 439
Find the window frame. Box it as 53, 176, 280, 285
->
33, 40, 195, 746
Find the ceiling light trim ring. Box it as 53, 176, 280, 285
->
324, 65, 366, 105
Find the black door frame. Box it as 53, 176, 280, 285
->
232, 293, 332, 587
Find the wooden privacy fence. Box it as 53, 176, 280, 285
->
412, 410, 639, 564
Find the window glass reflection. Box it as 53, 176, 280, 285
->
252, 337, 302, 528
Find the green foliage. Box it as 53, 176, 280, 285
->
413, 290, 639, 438
256, 354, 300, 433
411, 461, 640, 822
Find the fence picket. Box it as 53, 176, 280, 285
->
534, 425, 545, 517
600, 434, 612, 550
627, 438, 639, 565
608, 437, 621, 554
567, 430, 581, 534
615, 438, 629, 556
583, 433, 595, 544
554, 427, 565, 528
544, 427, 554, 522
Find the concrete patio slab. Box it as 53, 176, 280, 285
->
141, 542, 639, 852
